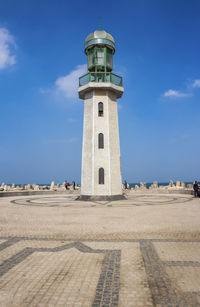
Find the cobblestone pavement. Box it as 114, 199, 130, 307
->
0, 193, 200, 306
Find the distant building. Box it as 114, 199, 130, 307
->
78, 30, 124, 200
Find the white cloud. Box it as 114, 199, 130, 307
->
44, 137, 79, 145
0, 28, 16, 70
67, 137, 79, 143
115, 65, 127, 78
192, 79, 200, 88
67, 118, 77, 123
39, 88, 50, 95
163, 89, 191, 98
118, 102, 123, 110
55, 64, 87, 98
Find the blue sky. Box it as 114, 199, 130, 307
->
0, 0, 200, 184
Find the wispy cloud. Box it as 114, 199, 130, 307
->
115, 65, 127, 79
67, 137, 79, 143
55, 64, 87, 98
169, 133, 190, 145
163, 78, 200, 100
163, 89, 191, 98
44, 137, 79, 145
67, 118, 77, 123
0, 28, 16, 70
118, 102, 123, 110
40, 64, 87, 101
192, 79, 200, 88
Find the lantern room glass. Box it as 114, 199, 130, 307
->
87, 46, 113, 72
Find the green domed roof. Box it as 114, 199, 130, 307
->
85, 30, 115, 44
85, 30, 115, 53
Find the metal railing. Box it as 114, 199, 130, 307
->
79, 72, 123, 87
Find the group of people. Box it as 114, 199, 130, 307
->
65, 181, 76, 190
193, 181, 200, 197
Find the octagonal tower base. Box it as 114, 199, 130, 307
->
79, 82, 124, 200
76, 194, 126, 201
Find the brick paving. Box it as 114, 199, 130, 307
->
0, 193, 200, 306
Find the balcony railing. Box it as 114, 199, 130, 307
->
79, 72, 123, 87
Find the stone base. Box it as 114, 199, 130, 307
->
76, 194, 126, 201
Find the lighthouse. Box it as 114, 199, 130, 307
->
78, 30, 124, 200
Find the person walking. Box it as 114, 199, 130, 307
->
73, 181, 76, 190
193, 181, 198, 197
124, 180, 128, 189
198, 182, 200, 197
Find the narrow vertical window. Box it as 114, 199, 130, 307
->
98, 133, 104, 149
98, 102, 103, 117
99, 168, 104, 184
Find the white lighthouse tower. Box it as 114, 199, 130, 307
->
78, 30, 124, 200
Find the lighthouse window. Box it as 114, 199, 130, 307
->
99, 168, 104, 184
97, 51, 104, 65
98, 102, 103, 117
98, 133, 104, 149
88, 49, 94, 67
88, 53, 94, 67
106, 48, 112, 67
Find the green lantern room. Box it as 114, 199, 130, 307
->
79, 30, 122, 86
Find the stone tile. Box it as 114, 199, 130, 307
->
0, 193, 197, 240
154, 242, 200, 262
165, 266, 200, 292
0, 240, 71, 265
86, 242, 154, 307
0, 249, 104, 306
0, 193, 200, 306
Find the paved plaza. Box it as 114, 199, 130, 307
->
0, 192, 200, 306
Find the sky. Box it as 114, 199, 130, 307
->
0, 0, 200, 184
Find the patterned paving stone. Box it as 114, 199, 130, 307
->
0, 238, 200, 306
0, 239, 121, 307
0, 193, 200, 306
165, 266, 200, 292
10, 194, 193, 208
0, 240, 71, 266
86, 242, 154, 307
154, 241, 200, 262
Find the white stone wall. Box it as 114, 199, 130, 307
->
81, 88, 122, 196
108, 91, 122, 195
81, 91, 93, 195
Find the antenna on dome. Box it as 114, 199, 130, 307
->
98, 16, 101, 30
